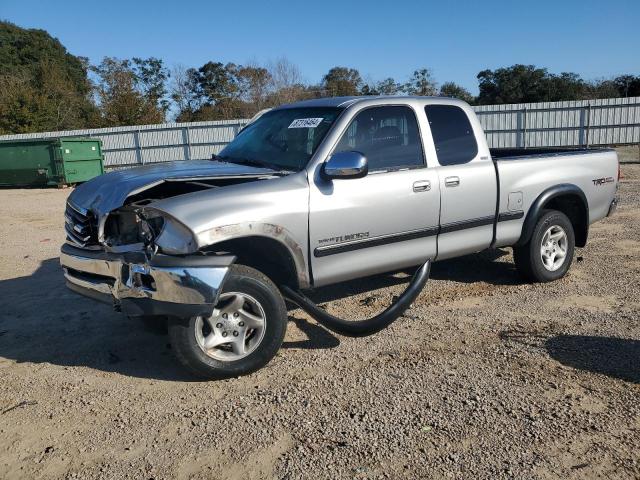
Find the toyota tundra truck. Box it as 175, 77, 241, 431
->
60, 96, 619, 379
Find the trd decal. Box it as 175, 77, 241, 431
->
318, 232, 370, 245
592, 177, 614, 186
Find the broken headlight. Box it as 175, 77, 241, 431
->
103, 208, 160, 250
152, 213, 198, 255
104, 207, 197, 255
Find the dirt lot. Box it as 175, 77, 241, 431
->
0, 166, 638, 480
616, 145, 640, 164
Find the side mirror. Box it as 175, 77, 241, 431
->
322, 151, 368, 180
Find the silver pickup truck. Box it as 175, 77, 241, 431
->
60, 96, 619, 378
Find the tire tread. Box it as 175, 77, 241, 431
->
514, 209, 575, 283
168, 264, 287, 379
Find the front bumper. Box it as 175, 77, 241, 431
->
60, 243, 235, 317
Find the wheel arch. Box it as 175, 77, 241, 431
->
517, 184, 589, 247
200, 231, 308, 289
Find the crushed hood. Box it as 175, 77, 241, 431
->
68, 160, 275, 217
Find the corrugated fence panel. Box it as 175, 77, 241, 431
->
473, 96, 640, 148
0, 98, 638, 169
143, 146, 186, 163
0, 119, 249, 169
106, 149, 138, 167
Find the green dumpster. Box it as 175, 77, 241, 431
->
0, 137, 104, 187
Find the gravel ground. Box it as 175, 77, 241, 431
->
615, 146, 640, 164
0, 166, 638, 480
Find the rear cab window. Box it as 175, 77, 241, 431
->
334, 105, 425, 172
425, 105, 478, 166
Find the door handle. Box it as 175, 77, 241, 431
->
413, 180, 431, 192
445, 176, 460, 187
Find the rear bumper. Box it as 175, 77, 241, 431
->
60, 243, 234, 317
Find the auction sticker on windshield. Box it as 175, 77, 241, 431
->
288, 118, 324, 128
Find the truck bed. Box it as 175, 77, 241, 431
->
490, 147, 608, 160
492, 147, 618, 248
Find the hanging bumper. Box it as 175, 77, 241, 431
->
60, 243, 234, 317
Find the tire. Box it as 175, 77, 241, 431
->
514, 209, 575, 283
168, 264, 287, 379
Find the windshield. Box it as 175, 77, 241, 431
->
218, 107, 343, 171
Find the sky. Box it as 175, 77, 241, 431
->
2, 0, 639, 94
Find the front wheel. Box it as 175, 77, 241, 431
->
514, 209, 575, 283
168, 264, 288, 379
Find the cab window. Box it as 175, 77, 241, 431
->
334, 106, 424, 171
425, 105, 478, 166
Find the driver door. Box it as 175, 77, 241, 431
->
308, 105, 440, 287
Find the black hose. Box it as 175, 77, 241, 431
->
281, 260, 431, 337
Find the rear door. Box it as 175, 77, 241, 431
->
424, 104, 497, 259
309, 105, 440, 287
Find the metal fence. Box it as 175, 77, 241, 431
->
474, 96, 640, 149
0, 96, 638, 169
0, 119, 249, 170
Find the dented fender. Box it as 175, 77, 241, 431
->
196, 222, 311, 288
146, 172, 312, 288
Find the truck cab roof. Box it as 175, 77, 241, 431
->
276, 95, 470, 110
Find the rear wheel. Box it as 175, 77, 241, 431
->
514, 209, 575, 283
168, 264, 287, 379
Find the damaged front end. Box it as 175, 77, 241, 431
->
102, 205, 197, 256
61, 201, 234, 317
61, 243, 234, 317
59, 160, 289, 317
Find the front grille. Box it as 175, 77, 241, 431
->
64, 203, 99, 248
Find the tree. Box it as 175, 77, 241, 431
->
174, 61, 276, 121
269, 57, 303, 91
322, 67, 362, 96
185, 99, 254, 121
236, 65, 272, 108
439, 82, 474, 103
404, 68, 438, 96
377, 78, 401, 96
361, 77, 401, 96
91, 57, 166, 126
583, 79, 620, 100
170, 65, 201, 121
612, 75, 640, 97
194, 61, 240, 103
543, 72, 585, 102
0, 72, 38, 133
266, 57, 312, 105
175, 58, 319, 121
35, 60, 97, 129
0, 21, 97, 133
132, 57, 170, 113
477, 65, 548, 104
476, 65, 598, 104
